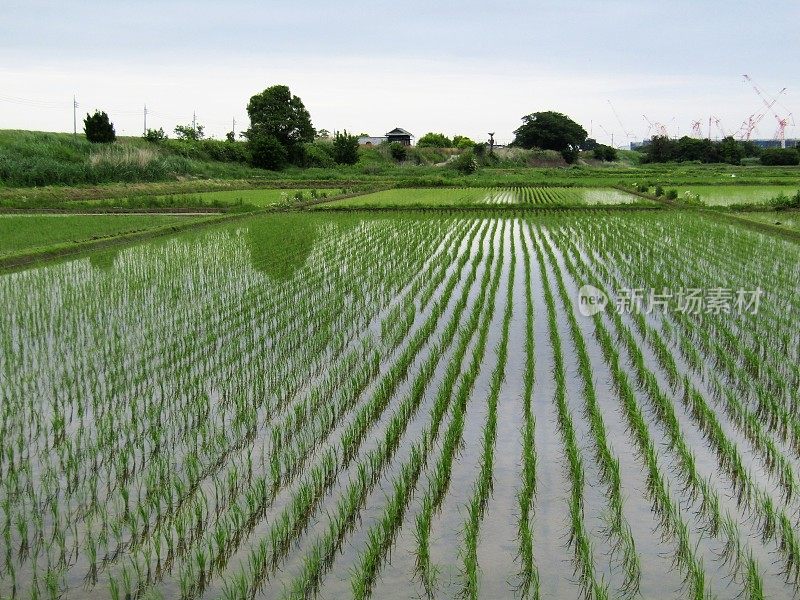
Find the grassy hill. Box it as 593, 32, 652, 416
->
0, 130, 262, 187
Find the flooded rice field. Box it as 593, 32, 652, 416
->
0, 210, 798, 599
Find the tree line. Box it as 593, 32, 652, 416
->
80, 87, 799, 170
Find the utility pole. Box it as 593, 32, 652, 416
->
143, 104, 148, 135
192, 111, 197, 132
73, 95, 78, 137
232, 116, 236, 137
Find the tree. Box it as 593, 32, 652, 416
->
417, 132, 452, 148
592, 144, 617, 161
84, 111, 116, 143
761, 148, 800, 166
248, 130, 288, 170
719, 136, 744, 165
143, 127, 167, 142
453, 135, 475, 149
582, 137, 599, 151
316, 128, 331, 139
389, 142, 407, 162
245, 85, 314, 166
332, 130, 359, 165
174, 123, 205, 141
225, 131, 236, 142
643, 136, 678, 163
512, 111, 587, 152
453, 149, 478, 174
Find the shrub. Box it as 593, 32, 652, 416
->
248, 131, 288, 170
560, 148, 579, 164
637, 184, 649, 193
453, 150, 478, 174
143, 128, 167, 143
654, 185, 664, 197
593, 144, 618, 161
772, 190, 800, 210
84, 111, 116, 143
417, 132, 452, 148
302, 141, 335, 168
332, 130, 359, 165
761, 148, 800, 166
389, 142, 407, 162
666, 189, 678, 200
174, 123, 204, 141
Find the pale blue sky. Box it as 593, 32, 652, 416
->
2, 1, 797, 145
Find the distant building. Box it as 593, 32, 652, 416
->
357, 136, 387, 146
357, 128, 415, 146
386, 128, 413, 146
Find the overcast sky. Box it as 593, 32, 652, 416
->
2, 0, 798, 146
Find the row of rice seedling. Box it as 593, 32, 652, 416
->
549, 217, 792, 597
0, 216, 459, 598
215, 221, 499, 599
413, 221, 507, 597
2, 210, 798, 598
281, 221, 500, 599
531, 226, 609, 600
515, 219, 539, 598
536, 226, 640, 598
577, 215, 800, 503
482, 187, 584, 205
582, 221, 800, 591
349, 223, 507, 599
458, 222, 515, 599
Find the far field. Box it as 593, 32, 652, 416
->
320, 187, 653, 208
0, 214, 210, 258
676, 184, 800, 206
75, 188, 342, 208
735, 209, 800, 234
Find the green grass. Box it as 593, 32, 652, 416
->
734, 210, 800, 233
0, 130, 261, 187
157, 188, 343, 207
321, 186, 651, 208
322, 188, 491, 207
0, 214, 207, 257
675, 185, 800, 206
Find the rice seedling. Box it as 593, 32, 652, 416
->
1, 209, 798, 599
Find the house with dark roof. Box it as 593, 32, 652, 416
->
386, 127, 413, 146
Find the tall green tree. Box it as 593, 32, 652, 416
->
512, 111, 587, 152
245, 85, 314, 167
84, 111, 116, 143
417, 132, 452, 148
332, 130, 359, 165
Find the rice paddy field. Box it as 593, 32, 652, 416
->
0, 214, 210, 258
676, 185, 799, 206
736, 210, 800, 234
70, 189, 344, 208
1, 207, 799, 600
323, 187, 650, 208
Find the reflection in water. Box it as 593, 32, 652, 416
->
246, 214, 320, 281
88, 248, 120, 271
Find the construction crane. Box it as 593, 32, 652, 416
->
691, 120, 703, 138
708, 115, 728, 140
597, 124, 615, 147
742, 74, 794, 147
643, 115, 670, 138
607, 100, 634, 140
